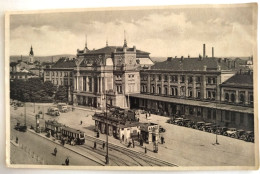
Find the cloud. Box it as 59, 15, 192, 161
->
10, 8, 255, 58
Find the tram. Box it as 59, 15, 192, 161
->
61, 127, 85, 145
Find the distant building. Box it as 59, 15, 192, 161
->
29, 45, 34, 64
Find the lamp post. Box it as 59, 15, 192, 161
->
102, 91, 109, 164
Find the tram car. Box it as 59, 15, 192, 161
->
61, 127, 85, 145
45, 120, 63, 138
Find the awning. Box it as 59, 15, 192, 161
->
128, 93, 254, 114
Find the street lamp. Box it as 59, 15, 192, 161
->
102, 91, 109, 164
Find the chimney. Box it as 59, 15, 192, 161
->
218, 58, 222, 63
203, 44, 206, 58
52, 56, 53, 63
133, 45, 136, 52
212, 47, 214, 58
181, 56, 184, 61
175, 56, 177, 58
188, 54, 190, 58
203, 65, 207, 71
167, 57, 173, 61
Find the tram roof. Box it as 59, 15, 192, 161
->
62, 127, 85, 134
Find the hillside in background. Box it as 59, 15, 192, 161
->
10, 54, 75, 63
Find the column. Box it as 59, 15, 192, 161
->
245, 91, 249, 105
92, 77, 94, 93
201, 75, 206, 99
161, 74, 164, 95
185, 75, 188, 97
81, 76, 83, 91
216, 76, 221, 101
192, 76, 196, 98
86, 76, 89, 92
168, 75, 171, 96
100, 77, 103, 94
235, 90, 239, 104
97, 77, 100, 93
177, 75, 181, 97
155, 74, 158, 94
147, 75, 151, 93
76, 76, 79, 91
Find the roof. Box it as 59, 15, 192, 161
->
51, 58, 76, 69
10, 71, 38, 76
151, 58, 231, 71
221, 73, 253, 88
129, 93, 254, 114
78, 46, 150, 56
136, 58, 154, 65
62, 126, 85, 134
10, 62, 19, 67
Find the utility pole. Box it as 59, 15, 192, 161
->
105, 91, 109, 164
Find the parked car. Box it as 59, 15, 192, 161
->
159, 126, 166, 133
173, 118, 184, 125
14, 123, 27, 132
240, 131, 254, 142
166, 119, 174, 124
215, 127, 228, 135
57, 103, 68, 113
233, 129, 246, 139
208, 124, 220, 133
194, 121, 205, 130
223, 128, 237, 136
182, 119, 191, 127
187, 121, 196, 128
202, 123, 215, 132
48, 107, 60, 116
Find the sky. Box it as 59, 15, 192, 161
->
9, 4, 256, 57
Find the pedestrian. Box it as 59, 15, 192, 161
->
161, 136, 164, 144
97, 131, 99, 138
102, 142, 105, 150
94, 141, 97, 149
54, 147, 57, 156
127, 141, 132, 148
149, 111, 151, 117
145, 146, 147, 154
146, 113, 148, 119
16, 137, 18, 144
132, 139, 135, 148
80, 120, 82, 125
65, 157, 69, 166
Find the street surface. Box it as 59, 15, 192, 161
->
10, 103, 255, 166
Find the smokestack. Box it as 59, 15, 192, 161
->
203, 44, 206, 58
212, 47, 214, 58
52, 56, 53, 63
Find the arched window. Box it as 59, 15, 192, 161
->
208, 91, 211, 98
225, 93, 229, 101
231, 93, 235, 102
175, 88, 178, 96
158, 86, 161, 94
240, 94, 245, 104
171, 88, 174, 96
164, 87, 168, 95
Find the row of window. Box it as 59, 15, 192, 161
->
45, 71, 73, 77
224, 92, 253, 104
145, 75, 217, 84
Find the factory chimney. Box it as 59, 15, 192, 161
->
212, 47, 214, 58
203, 44, 206, 58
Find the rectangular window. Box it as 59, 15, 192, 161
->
240, 113, 244, 124
231, 112, 236, 122
207, 109, 211, 119
181, 76, 185, 83
213, 110, 216, 120
158, 75, 161, 81
225, 111, 230, 120
188, 76, 193, 83
164, 75, 168, 81
197, 107, 202, 116
196, 76, 201, 83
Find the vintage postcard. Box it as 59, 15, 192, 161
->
5, 3, 259, 170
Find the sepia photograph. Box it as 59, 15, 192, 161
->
5, 3, 258, 170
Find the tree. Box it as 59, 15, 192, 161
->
55, 86, 68, 103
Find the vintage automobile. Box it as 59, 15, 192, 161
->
215, 127, 228, 135
182, 119, 191, 127
14, 123, 27, 132
159, 126, 166, 133
202, 123, 215, 132
166, 119, 174, 124
208, 124, 220, 133
48, 107, 60, 116
187, 121, 196, 128
223, 128, 237, 136
232, 129, 246, 139
194, 121, 205, 130
57, 103, 69, 113
240, 131, 254, 142
172, 117, 184, 125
